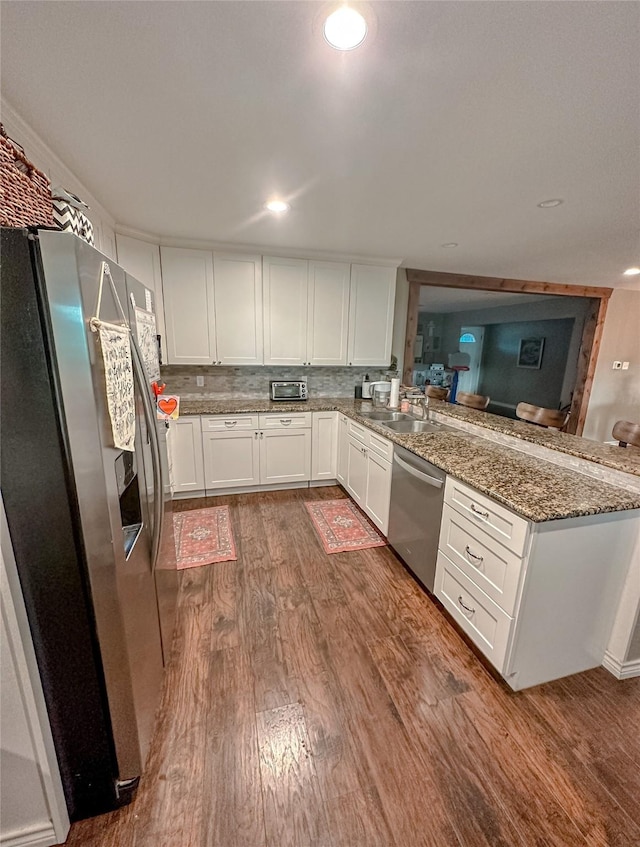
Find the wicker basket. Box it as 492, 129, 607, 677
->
0, 124, 55, 227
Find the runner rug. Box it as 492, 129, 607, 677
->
305, 499, 386, 554
173, 505, 237, 569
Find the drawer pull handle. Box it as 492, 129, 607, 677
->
458, 596, 476, 614
470, 503, 489, 519
224, 420, 237, 428
280, 419, 292, 426
465, 546, 484, 565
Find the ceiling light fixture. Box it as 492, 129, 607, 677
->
623, 267, 640, 276
441, 242, 459, 248
265, 200, 290, 213
537, 199, 564, 208
324, 6, 367, 50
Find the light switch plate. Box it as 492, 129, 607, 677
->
622, 362, 630, 370
196, 375, 205, 387
612, 361, 622, 370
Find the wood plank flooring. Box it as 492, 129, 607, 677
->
62, 487, 640, 847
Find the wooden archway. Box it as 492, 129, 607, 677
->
402, 269, 612, 436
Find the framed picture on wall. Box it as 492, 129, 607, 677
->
517, 337, 545, 369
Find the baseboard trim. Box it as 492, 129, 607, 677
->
602, 651, 640, 679
172, 480, 341, 498
1, 822, 60, 847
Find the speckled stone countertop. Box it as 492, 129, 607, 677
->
179, 397, 640, 522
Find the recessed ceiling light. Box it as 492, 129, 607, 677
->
537, 199, 564, 208
441, 242, 459, 248
324, 6, 367, 50
264, 200, 290, 213
623, 267, 640, 276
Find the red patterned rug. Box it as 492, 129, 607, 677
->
305, 499, 386, 554
173, 506, 237, 570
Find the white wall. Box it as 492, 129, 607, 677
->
582, 289, 640, 443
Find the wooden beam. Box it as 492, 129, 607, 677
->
571, 296, 609, 436
405, 268, 613, 301
402, 280, 421, 385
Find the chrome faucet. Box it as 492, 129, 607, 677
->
415, 396, 429, 420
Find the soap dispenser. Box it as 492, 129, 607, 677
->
362, 374, 371, 399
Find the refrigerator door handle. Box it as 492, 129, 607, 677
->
130, 336, 164, 572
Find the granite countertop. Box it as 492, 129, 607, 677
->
178, 397, 640, 523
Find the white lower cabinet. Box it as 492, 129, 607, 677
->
168, 417, 205, 495
435, 477, 637, 690
260, 428, 312, 484
336, 414, 349, 485
345, 430, 392, 535
203, 430, 261, 489
311, 412, 338, 481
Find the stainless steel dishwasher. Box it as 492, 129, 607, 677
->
387, 446, 446, 592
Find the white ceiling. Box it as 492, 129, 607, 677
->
418, 287, 552, 313
2, 1, 639, 288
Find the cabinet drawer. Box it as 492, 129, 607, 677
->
435, 552, 513, 672
439, 504, 524, 615
201, 414, 258, 431
444, 477, 529, 556
348, 420, 368, 444
259, 412, 311, 429
367, 431, 393, 461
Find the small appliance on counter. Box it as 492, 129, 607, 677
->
369, 381, 392, 407
362, 373, 371, 399
270, 379, 308, 401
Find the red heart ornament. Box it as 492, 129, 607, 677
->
158, 397, 178, 416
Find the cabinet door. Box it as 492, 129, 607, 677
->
203, 430, 261, 490
347, 264, 396, 366
346, 437, 367, 506
365, 450, 392, 535
170, 418, 205, 494
213, 254, 263, 365
307, 261, 350, 365
263, 257, 308, 365
161, 247, 216, 364
116, 235, 166, 354
336, 415, 349, 485
259, 429, 311, 484
311, 412, 338, 481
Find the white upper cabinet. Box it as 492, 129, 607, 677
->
116, 234, 166, 355
347, 264, 396, 366
161, 247, 216, 365
263, 257, 309, 365
213, 254, 263, 365
307, 261, 351, 366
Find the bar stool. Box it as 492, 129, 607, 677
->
456, 392, 490, 411
612, 420, 640, 448
515, 402, 569, 430
425, 386, 449, 401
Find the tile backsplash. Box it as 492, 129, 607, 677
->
160, 365, 393, 399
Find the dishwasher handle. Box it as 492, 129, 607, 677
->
393, 453, 444, 488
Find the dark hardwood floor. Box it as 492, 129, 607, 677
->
62, 487, 640, 847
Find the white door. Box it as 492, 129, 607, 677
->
365, 451, 392, 535
259, 429, 312, 484
346, 437, 367, 505
213, 254, 263, 365
307, 262, 351, 365
203, 430, 261, 489
263, 257, 308, 365
347, 264, 396, 366
457, 326, 485, 394
170, 417, 205, 493
311, 412, 338, 481
116, 234, 166, 352
336, 415, 349, 485
161, 247, 216, 364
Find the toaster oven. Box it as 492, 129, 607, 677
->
270, 380, 308, 401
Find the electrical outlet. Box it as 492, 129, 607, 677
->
196, 375, 205, 387
622, 361, 630, 370
612, 361, 622, 370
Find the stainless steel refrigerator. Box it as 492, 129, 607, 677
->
0, 228, 178, 819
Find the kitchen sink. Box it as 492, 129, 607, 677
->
358, 410, 411, 421
380, 419, 448, 434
